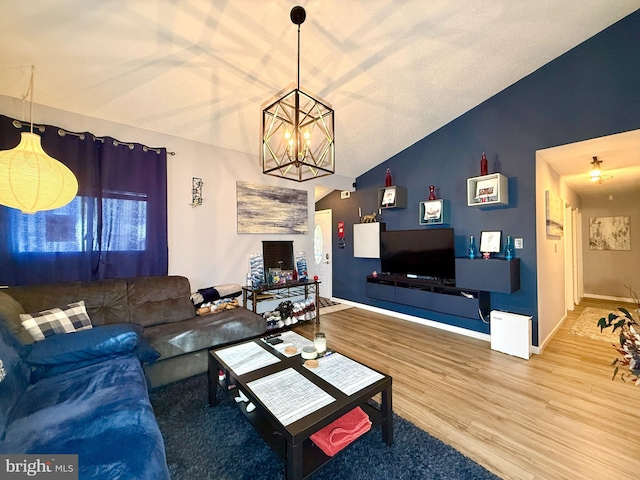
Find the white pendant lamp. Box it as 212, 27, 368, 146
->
0, 66, 78, 214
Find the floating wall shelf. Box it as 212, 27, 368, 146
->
466, 173, 509, 207
378, 185, 407, 209
419, 199, 450, 226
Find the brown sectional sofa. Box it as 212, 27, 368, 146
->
2, 275, 266, 387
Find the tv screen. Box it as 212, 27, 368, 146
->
380, 228, 455, 282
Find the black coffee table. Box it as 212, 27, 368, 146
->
208, 339, 393, 480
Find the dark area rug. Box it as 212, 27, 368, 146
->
150, 373, 499, 480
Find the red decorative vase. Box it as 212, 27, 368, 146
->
480, 152, 488, 176
428, 185, 436, 200
385, 168, 392, 187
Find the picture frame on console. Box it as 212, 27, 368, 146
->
480, 230, 501, 256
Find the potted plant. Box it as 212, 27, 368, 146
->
597, 287, 640, 385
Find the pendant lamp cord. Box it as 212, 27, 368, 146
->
297, 24, 301, 91
20, 65, 35, 134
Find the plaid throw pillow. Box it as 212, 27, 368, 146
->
20, 301, 93, 342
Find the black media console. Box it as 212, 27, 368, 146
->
365, 274, 490, 319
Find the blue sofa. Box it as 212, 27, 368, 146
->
0, 316, 170, 479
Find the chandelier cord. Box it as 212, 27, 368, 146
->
19, 65, 36, 134
297, 23, 301, 91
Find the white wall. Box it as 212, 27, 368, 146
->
581, 189, 640, 299
535, 153, 580, 349
0, 95, 354, 291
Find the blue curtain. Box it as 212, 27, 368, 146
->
0, 114, 168, 286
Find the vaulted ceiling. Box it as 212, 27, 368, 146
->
1, 1, 639, 183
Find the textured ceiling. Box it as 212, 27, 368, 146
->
0, 1, 639, 182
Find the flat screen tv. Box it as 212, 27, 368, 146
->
380, 228, 455, 283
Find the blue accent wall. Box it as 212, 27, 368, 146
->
316, 10, 640, 345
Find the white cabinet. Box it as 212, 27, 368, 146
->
466, 173, 509, 206
353, 222, 385, 258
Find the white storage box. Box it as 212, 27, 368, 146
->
490, 310, 532, 359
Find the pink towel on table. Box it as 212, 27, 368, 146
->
310, 406, 372, 456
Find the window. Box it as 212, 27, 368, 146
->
14, 192, 147, 254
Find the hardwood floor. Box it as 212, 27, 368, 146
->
295, 298, 640, 480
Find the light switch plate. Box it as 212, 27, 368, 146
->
514, 238, 523, 249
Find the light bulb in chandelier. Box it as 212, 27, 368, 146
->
283, 129, 312, 162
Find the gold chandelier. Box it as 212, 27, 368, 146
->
262, 6, 335, 182
0, 66, 78, 214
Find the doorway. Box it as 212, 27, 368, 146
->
536, 129, 640, 349
314, 209, 332, 299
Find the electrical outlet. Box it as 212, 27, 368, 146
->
514, 238, 523, 249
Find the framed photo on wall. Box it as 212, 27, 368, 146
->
480, 230, 502, 253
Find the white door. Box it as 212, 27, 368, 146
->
564, 205, 575, 312
314, 209, 332, 299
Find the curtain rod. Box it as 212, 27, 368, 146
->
11, 120, 176, 155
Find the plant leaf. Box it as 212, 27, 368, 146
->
613, 320, 625, 332
612, 365, 619, 380
619, 307, 632, 319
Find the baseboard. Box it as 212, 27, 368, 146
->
329, 297, 491, 343
584, 293, 635, 304
537, 312, 567, 354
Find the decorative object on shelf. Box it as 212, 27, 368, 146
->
596, 287, 640, 385
295, 251, 308, 281
480, 152, 488, 176
191, 177, 203, 207
476, 177, 496, 203
504, 235, 515, 260
249, 252, 264, 287
480, 230, 502, 258
468, 235, 478, 259
360, 212, 377, 223
381, 188, 395, 207
0, 65, 78, 213
428, 185, 436, 200
385, 168, 392, 187
261, 6, 334, 182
